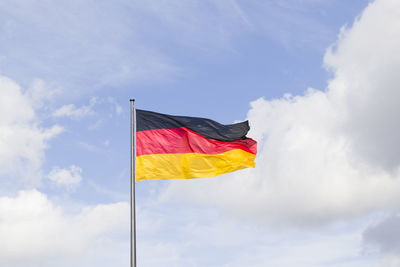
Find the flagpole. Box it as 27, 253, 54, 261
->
130, 99, 137, 267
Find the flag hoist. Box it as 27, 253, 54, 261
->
130, 99, 257, 267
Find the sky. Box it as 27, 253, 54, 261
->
1, 0, 400, 266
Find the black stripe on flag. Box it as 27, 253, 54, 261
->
136, 109, 250, 142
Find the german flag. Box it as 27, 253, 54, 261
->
136, 109, 257, 181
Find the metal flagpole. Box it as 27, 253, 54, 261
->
130, 99, 137, 267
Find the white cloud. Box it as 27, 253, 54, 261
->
47, 165, 82, 190
324, 0, 400, 170
0, 76, 62, 188
0, 190, 129, 267
25, 78, 61, 109
161, 0, 400, 227
53, 97, 96, 119
136, 200, 377, 267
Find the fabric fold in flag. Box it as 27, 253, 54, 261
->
136, 109, 257, 181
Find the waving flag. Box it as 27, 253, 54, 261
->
136, 109, 257, 181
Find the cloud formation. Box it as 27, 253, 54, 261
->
0, 76, 62, 188
47, 165, 82, 190
363, 215, 400, 254
53, 97, 97, 119
324, 0, 400, 171
163, 0, 400, 226
0, 76, 130, 266
0, 190, 129, 267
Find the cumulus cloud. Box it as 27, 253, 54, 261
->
136, 201, 371, 267
324, 0, 400, 171
25, 79, 61, 109
0, 76, 129, 267
0, 76, 62, 188
0, 190, 129, 267
162, 0, 400, 227
47, 165, 82, 190
53, 97, 96, 119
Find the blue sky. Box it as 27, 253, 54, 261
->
2, 0, 400, 266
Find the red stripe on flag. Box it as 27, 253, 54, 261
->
137, 127, 257, 156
